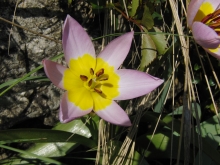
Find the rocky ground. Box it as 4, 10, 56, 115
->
0, 0, 98, 129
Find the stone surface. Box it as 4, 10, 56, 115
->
0, 0, 96, 129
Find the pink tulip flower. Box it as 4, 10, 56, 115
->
43, 15, 163, 126
187, 0, 220, 59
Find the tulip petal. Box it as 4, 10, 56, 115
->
192, 22, 220, 49
59, 92, 92, 123
94, 99, 132, 127
204, 47, 220, 59
187, 0, 219, 27
97, 31, 133, 69
114, 69, 164, 100
43, 59, 66, 89
62, 15, 95, 66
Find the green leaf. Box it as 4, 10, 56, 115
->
91, 3, 104, 10
194, 63, 201, 71
130, 0, 139, 17
0, 53, 63, 96
0, 118, 94, 164
152, 11, 162, 20
198, 113, 220, 136
209, 78, 216, 86
0, 76, 49, 90
0, 129, 96, 148
154, 78, 171, 113
0, 144, 62, 165
194, 134, 220, 165
162, 114, 220, 165
141, 112, 220, 165
141, 5, 154, 30
136, 129, 184, 160
84, 115, 99, 142
67, 0, 72, 7
148, 27, 167, 55
140, 27, 157, 70
21, 119, 93, 158
168, 102, 201, 120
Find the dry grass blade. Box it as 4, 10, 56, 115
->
194, 44, 220, 124
168, 0, 192, 164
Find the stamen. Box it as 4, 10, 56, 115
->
96, 68, 104, 77
88, 79, 92, 87
80, 75, 88, 81
90, 68, 94, 75
213, 9, 220, 18
210, 22, 220, 29
94, 88, 102, 94
201, 9, 220, 24
97, 74, 109, 81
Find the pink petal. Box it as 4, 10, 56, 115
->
187, 0, 203, 27
115, 69, 164, 100
97, 31, 133, 69
204, 48, 220, 59
95, 101, 131, 126
59, 92, 92, 123
192, 22, 220, 49
62, 15, 95, 66
187, 0, 219, 27
43, 59, 66, 89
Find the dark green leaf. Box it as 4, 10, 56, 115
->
168, 102, 201, 120
0, 129, 96, 148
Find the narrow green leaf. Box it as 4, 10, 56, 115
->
0, 129, 96, 148
154, 78, 171, 113
0, 76, 49, 90
0, 144, 62, 165
0, 118, 94, 165
0, 53, 63, 96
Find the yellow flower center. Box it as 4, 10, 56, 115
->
80, 68, 109, 98
63, 54, 120, 111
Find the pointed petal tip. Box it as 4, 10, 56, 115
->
95, 101, 132, 127
62, 15, 95, 65
43, 59, 67, 89
97, 31, 134, 69
116, 69, 164, 100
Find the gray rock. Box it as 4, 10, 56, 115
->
0, 0, 96, 129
